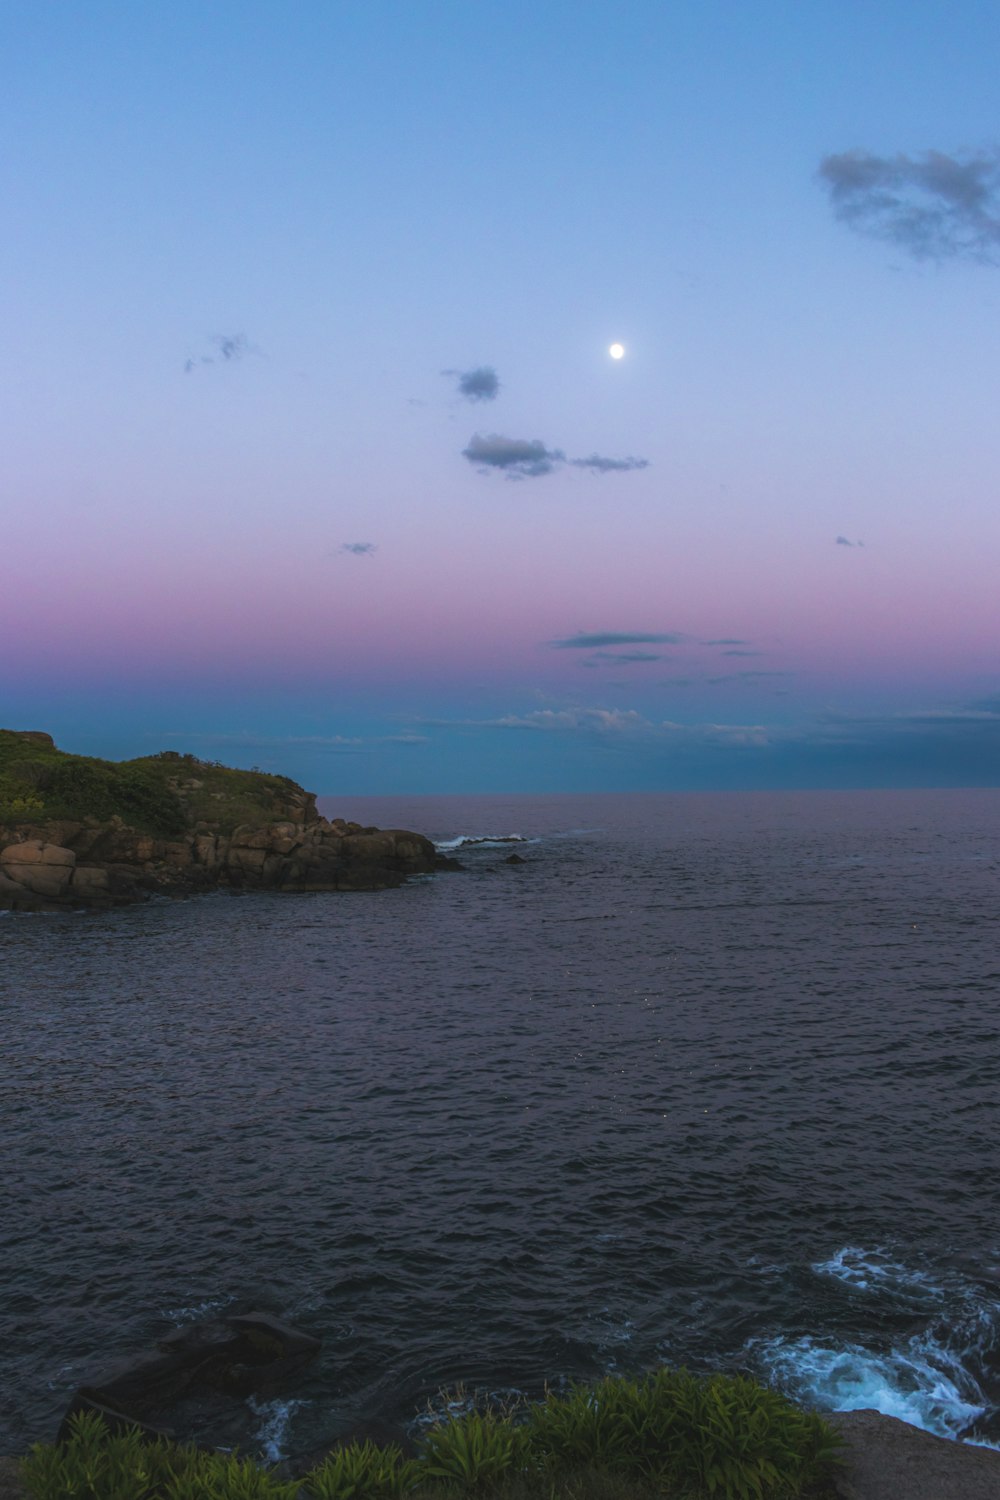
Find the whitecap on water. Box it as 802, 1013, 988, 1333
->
749, 1246, 1000, 1444
159, 1292, 237, 1322
434, 834, 534, 851
246, 1396, 309, 1463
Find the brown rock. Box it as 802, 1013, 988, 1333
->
227, 846, 267, 876
0, 842, 76, 898
829, 1410, 1000, 1500
69, 866, 110, 897
0, 840, 75, 868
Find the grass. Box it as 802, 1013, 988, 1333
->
18, 1374, 841, 1500
0, 731, 310, 837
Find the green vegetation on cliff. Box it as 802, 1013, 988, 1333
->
19, 1373, 840, 1500
0, 731, 314, 837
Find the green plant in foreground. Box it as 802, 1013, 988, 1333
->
522, 1371, 839, 1498
19, 1410, 195, 1500
18, 1412, 298, 1500
162, 1449, 300, 1499
304, 1439, 421, 1500
417, 1410, 527, 1491
19, 1373, 841, 1500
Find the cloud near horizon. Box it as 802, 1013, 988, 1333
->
340, 542, 377, 555
445, 706, 773, 747
818, 148, 1000, 262
584, 650, 663, 665
550, 631, 687, 649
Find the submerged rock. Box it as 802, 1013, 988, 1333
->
59, 1312, 321, 1446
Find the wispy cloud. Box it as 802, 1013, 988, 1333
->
569, 453, 650, 474
705, 671, 790, 685
340, 542, 377, 556
585, 650, 664, 665
818, 148, 1000, 263
836, 535, 864, 548
702, 638, 749, 647
462, 433, 565, 478
445, 365, 501, 401
550, 632, 687, 650
184, 332, 258, 373
463, 433, 649, 480
488, 707, 652, 734
442, 706, 773, 747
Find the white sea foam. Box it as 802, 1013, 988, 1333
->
434, 834, 533, 851
160, 1293, 236, 1322
751, 1246, 1000, 1443
813, 1246, 946, 1301
246, 1396, 309, 1463
753, 1333, 989, 1440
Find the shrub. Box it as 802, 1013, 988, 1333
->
522, 1371, 839, 1498
416, 1411, 527, 1491
304, 1440, 420, 1500
19, 1410, 195, 1500
19, 1375, 841, 1500
18, 1412, 298, 1500
0, 791, 45, 819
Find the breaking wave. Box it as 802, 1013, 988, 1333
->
246, 1396, 310, 1463
749, 1247, 1000, 1444
434, 834, 534, 851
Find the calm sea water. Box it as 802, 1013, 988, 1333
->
3, 789, 1000, 1460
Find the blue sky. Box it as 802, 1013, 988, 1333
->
2, 1, 999, 792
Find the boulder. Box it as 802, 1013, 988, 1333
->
829, 1409, 1000, 1500
69, 866, 110, 898
0, 842, 76, 898
59, 1313, 322, 1445
0, 840, 75, 868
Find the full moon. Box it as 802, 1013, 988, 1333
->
609, 342, 625, 359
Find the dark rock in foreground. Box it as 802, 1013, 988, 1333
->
58, 1312, 321, 1449
0, 730, 450, 909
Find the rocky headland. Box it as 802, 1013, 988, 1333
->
0, 730, 449, 911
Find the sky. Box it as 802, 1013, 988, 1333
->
3, 0, 1000, 794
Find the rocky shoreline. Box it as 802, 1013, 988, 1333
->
0, 731, 452, 911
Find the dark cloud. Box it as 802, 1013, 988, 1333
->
590, 650, 663, 664
463, 433, 650, 480
836, 535, 864, 548
214, 333, 250, 361
550, 632, 687, 650
818, 149, 1000, 263
569, 453, 650, 474
706, 671, 790, 685
446, 366, 501, 402
462, 433, 565, 479
341, 542, 377, 556
703, 638, 749, 647
184, 332, 255, 372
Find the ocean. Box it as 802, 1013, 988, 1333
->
3, 788, 1000, 1462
